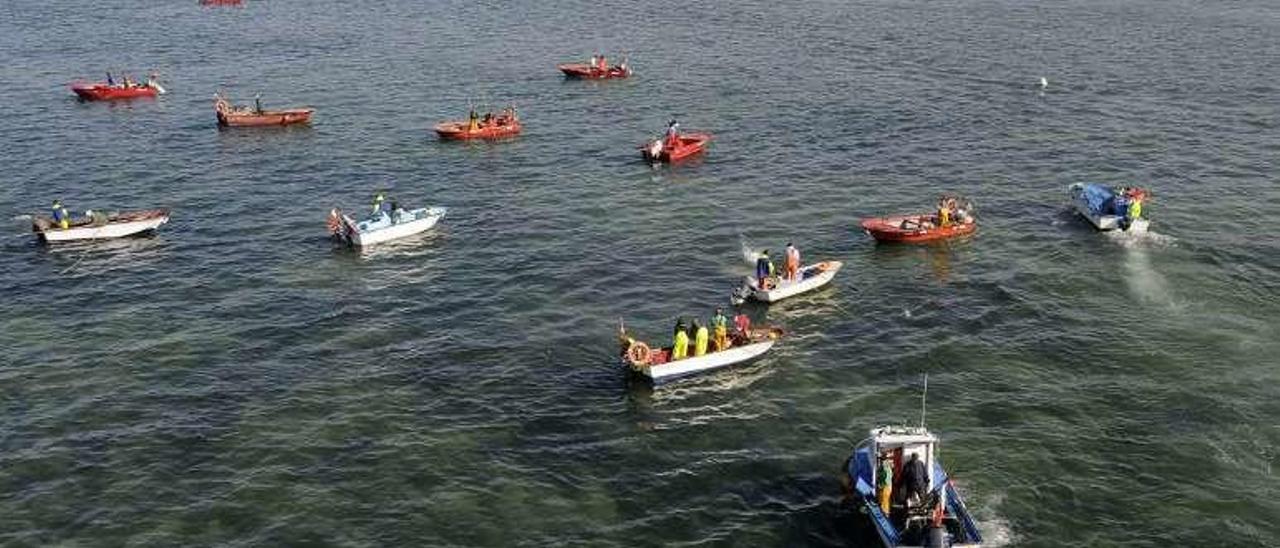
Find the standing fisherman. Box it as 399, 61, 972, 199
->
693, 319, 709, 357
785, 242, 800, 282
711, 307, 729, 352
755, 250, 775, 290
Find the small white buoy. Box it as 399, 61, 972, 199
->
1039, 77, 1049, 89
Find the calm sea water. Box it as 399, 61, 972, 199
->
3, 0, 1279, 545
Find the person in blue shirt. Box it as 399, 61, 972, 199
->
755, 250, 775, 290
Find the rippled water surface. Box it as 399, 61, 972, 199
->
3, 0, 1279, 545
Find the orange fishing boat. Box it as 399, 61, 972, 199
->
435, 107, 521, 140
214, 93, 313, 127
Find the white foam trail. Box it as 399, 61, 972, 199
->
738, 234, 761, 265
1111, 230, 1178, 307
11, 214, 32, 221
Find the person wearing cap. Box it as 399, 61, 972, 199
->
51, 200, 70, 229
711, 308, 729, 351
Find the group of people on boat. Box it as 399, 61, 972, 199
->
1115, 186, 1145, 228
876, 451, 931, 515
466, 106, 518, 132
105, 71, 159, 89
753, 243, 802, 290
668, 308, 753, 360
370, 192, 409, 223
895, 196, 974, 231
586, 54, 628, 74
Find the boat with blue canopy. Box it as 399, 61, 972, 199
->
1068, 182, 1150, 233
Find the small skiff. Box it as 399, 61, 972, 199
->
214, 94, 313, 127
33, 209, 169, 242
328, 206, 446, 247
71, 82, 163, 101
861, 215, 976, 243
733, 260, 842, 305
434, 119, 521, 141
558, 63, 632, 79
620, 326, 783, 384
641, 133, 711, 163
1068, 182, 1150, 233
844, 425, 984, 547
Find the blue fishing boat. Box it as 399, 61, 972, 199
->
844, 425, 984, 547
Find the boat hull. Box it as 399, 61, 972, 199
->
217, 109, 313, 127
736, 260, 842, 304
434, 120, 522, 140
633, 338, 775, 383
641, 133, 711, 163
71, 83, 158, 101
861, 215, 976, 243
558, 63, 631, 79
34, 209, 169, 242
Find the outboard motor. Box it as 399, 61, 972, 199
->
730, 282, 752, 305
923, 526, 948, 548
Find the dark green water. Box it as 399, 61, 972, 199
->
3, 0, 1279, 545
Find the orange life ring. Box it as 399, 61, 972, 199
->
626, 342, 652, 366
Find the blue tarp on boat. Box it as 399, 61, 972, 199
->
1080, 183, 1117, 217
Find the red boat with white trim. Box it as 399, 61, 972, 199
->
641, 132, 711, 163
71, 75, 165, 101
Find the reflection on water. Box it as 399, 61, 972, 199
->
38, 234, 170, 277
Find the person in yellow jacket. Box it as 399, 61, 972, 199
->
1128, 197, 1142, 221
693, 319, 709, 357
672, 326, 690, 360
877, 456, 893, 514
711, 308, 729, 352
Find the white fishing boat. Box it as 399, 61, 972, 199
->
328, 206, 446, 246
732, 260, 842, 305
1068, 183, 1150, 233
32, 209, 169, 242
619, 323, 783, 383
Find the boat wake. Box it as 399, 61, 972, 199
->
1112, 230, 1181, 309
739, 234, 762, 265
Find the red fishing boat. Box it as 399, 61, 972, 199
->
860, 215, 976, 243
434, 107, 521, 140
214, 94, 313, 127
641, 132, 711, 163
558, 63, 632, 79
71, 76, 164, 101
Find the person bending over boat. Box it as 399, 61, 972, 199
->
901, 452, 929, 506
785, 242, 800, 282
51, 200, 70, 229
711, 308, 729, 351
755, 250, 776, 290
693, 320, 709, 357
